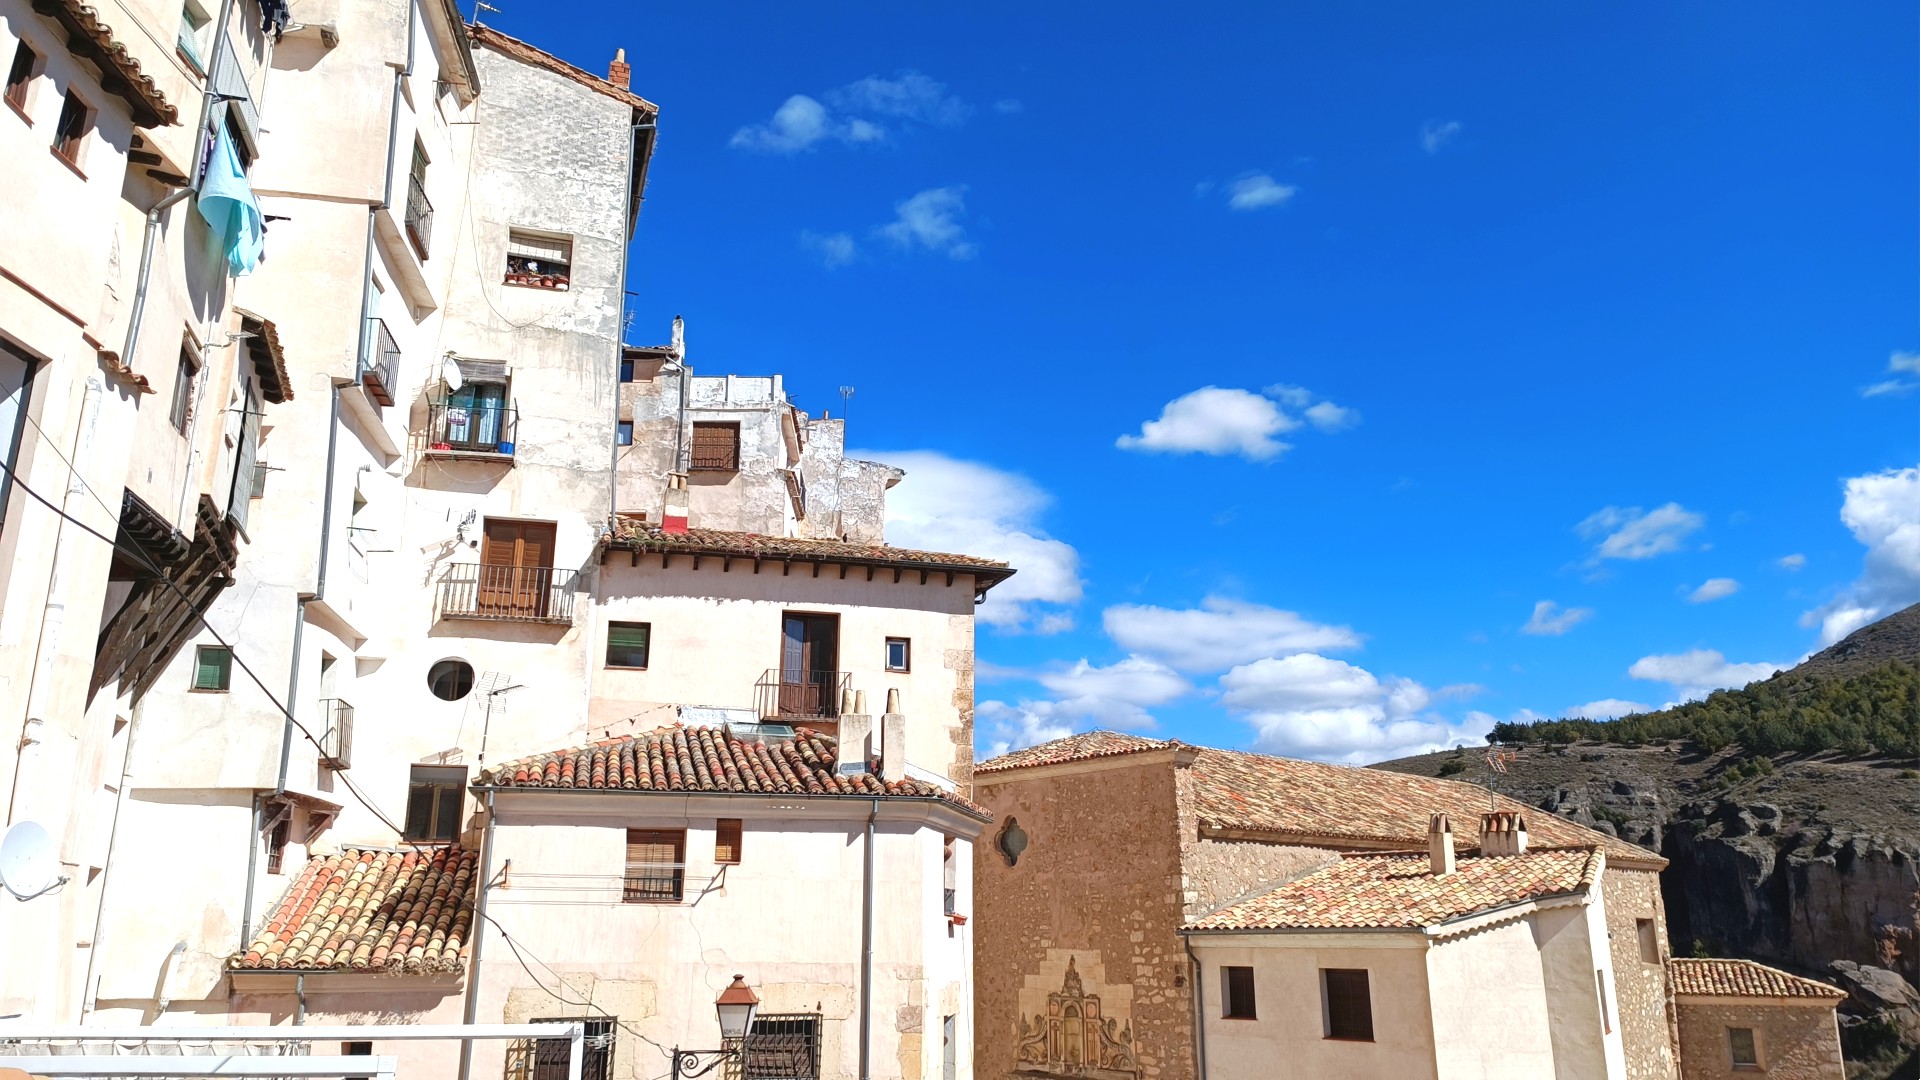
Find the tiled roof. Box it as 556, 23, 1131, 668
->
974, 731, 1179, 774
1185, 847, 1602, 932
605, 524, 1015, 587
469, 24, 658, 113
233, 847, 476, 973
34, 0, 177, 127
1668, 958, 1847, 1000
974, 731, 1659, 866
477, 725, 991, 819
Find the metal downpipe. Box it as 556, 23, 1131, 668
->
1184, 935, 1209, 1080
457, 789, 498, 1080
859, 798, 877, 1080
120, 186, 193, 370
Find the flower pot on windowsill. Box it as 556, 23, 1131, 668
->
947, 913, 968, 926
496, 441, 515, 455
430, 442, 452, 450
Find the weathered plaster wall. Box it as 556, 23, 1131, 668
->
1426, 917, 1558, 1078
972, 757, 1190, 1080
1673, 1000, 1844, 1080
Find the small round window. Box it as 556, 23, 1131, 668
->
428, 659, 475, 701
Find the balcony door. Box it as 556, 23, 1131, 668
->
779, 613, 839, 719
480, 518, 556, 618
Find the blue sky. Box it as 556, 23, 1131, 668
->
493, 3, 1920, 762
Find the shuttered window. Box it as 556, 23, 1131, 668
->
228, 386, 261, 533
625, 829, 684, 902
714, 819, 742, 865
690, 422, 740, 471
193, 646, 232, 691
505, 230, 572, 287
53, 89, 90, 165
606, 622, 650, 669
405, 765, 466, 842
1728, 1027, 1759, 1068
1322, 969, 1372, 1040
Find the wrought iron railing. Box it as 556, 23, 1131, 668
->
437, 564, 577, 623
621, 860, 685, 904
754, 669, 851, 722
425, 401, 517, 456
405, 172, 433, 259
743, 1015, 822, 1079
362, 317, 400, 407
318, 698, 354, 769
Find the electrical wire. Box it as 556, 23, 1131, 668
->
478, 908, 675, 1069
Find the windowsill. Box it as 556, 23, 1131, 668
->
423, 445, 515, 464
1323, 1036, 1376, 1043
687, 466, 740, 473
50, 145, 86, 179
605, 665, 649, 671
189, 687, 232, 694
886, 667, 911, 674
503, 276, 571, 291
404, 837, 458, 845
6, 98, 30, 126
176, 48, 207, 77
1221, 1015, 1258, 1022
621, 898, 683, 905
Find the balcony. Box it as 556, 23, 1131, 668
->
755, 669, 851, 723
362, 318, 400, 407
317, 698, 354, 769
405, 173, 433, 260
425, 401, 518, 461
437, 564, 577, 624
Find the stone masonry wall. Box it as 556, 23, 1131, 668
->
1605, 865, 1682, 1080
1178, 838, 1337, 920
973, 759, 1191, 1080
1674, 1000, 1844, 1080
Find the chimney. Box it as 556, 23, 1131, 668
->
838, 708, 874, 775
662, 473, 689, 534
607, 48, 631, 90
1480, 811, 1529, 857
1428, 813, 1455, 876
880, 700, 906, 785
670, 314, 685, 360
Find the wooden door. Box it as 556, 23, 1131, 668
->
480, 519, 556, 617
779, 614, 838, 717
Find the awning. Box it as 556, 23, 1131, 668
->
234, 309, 291, 402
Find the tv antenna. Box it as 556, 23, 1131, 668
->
1484, 747, 1517, 811
0, 820, 69, 901
838, 386, 855, 425
475, 671, 522, 769
471, 0, 498, 24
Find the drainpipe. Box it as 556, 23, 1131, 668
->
294, 973, 305, 1025
456, 789, 497, 1080
858, 798, 877, 1080
119, 187, 193, 373
607, 121, 647, 522
240, 792, 261, 949
78, 697, 143, 1017
185, 0, 240, 192
1184, 935, 1208, 1080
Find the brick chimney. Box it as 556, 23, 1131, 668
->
1480, 811, 1529, 857
1428, 813, 1455, 876
607, 48, 631, 90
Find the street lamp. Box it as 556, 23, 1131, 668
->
671, 975, 760, 1080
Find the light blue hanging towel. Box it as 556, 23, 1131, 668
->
196, 122, 264, 277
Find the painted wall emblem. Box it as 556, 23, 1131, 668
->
1014, 955, 1140, 1079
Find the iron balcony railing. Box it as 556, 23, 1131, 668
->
755, 668, 851, 722
362, 317, 400, 407
426, 401, 518, 457
437, 564, 577, 623
405, 172, 433, 259
317, 698, 354, 769
621, 860, 685, 904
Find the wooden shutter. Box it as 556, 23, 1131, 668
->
715, 819, 742, 864
625, 829, 684, 902
1323, 969, 1372, 1040
690, 422, 739, 471
227, 391, 259, 533
193, 647, 230, 690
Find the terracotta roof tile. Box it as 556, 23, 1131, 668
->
478, 724, 991, 819
1185, 847, 1602, 932
604, 524, 1015, 588
1668, 958, 1847, 1000
232, 847, 475, 974
974, 731, 1177, 774
468, 24, 657, 113
34, 0, 177, 127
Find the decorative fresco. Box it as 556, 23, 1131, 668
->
1013, 952, 1140, 1079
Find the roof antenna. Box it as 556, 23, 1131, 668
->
839, 385, 855, 427
1484, 747, 1515, 811
472, 0, 498, 24
476, 672, 522, 769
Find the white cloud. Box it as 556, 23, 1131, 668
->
867, 449, 1081, 630
1861, 351, 1920, 398
992, 98, 1023, 114
730, 94, 837, 153
1778, 553, 1807, 571
1628, 649, 1780, 704
1117, 387, 1297, 460
1263, 383, 1314, 408
1687, 578, 1740, 603
800, 231, 857, 268
828, 71, 968, 126
978, 700, 1074, 759
877, 186, 977, 259
1801, 465, 1920, 643
1102, 597, 1361, 673
1577, 503, 1705, 561
1522, 600, 1593, 637
1304, 401, 1360, 432
978, 656, 1189, 756
1227, 174, 1296, 211
1567, 698, 1652, 720
1420, 120, 1462, 154
1862, 380, 1914, 399
1218, 654, 1486, 763
732, 71, 967, 154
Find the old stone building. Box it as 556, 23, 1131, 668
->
971, 732, 1684, 1080
1668, 958, 1847, 1080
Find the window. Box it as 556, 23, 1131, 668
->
714, 818, 741, 864
6, 40, 36, 114
1637, 918, 1659, 964
942, 835, 957, 914
176, 0, 210, 72
624, 828, 684, 902
265, 817, 289, 874
619, 357, 634, 382
745, 1014, 821, 1080
405, 139, 431, 258
1728, 1027, 1760, 1069
52, 90, 92, 167
523, 1017, 613, 1080
341, 1042, 374, 1080
192, 645, 232, 691
171, 345, 198, 433
1322, 968, 1372, 1040
1222, 966, 1256, 1020
690, 422, 740, 471
941, 1014, 956, 1080
505, 230, 572, 289
886, 637, 911, 672
1596, 969, 1613, 1035
616, 420, 633, 446
404, 765, 466, 841
606, 622, 650, 669
0, 340, 34, 535
428, 658, 475, 701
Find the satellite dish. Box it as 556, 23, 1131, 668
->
0, 820, 64, 900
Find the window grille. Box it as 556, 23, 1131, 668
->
506, 1018, 615, 1080
744, 1014, 821, 1080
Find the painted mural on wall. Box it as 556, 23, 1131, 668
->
1013, 953, 1140, 1079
